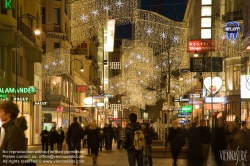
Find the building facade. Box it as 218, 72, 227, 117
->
0, 0, 43, 145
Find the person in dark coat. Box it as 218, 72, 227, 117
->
198, 119, 212, 166
40, 127, 49, 152
168, 120, 185, 166
49, 127, 57, 151
85, 121, 100, 164
187, 117, 203, 166
0, 100, 28, 166
123, 113, 143, 166
143, 123, 154, 166
56, 127, 65, 153
103, 124, 115, 151
67, 117, 84, 165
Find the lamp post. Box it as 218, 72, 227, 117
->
68, 59, 84, 125
193, 41, 213, 119
16, 14, 40, 107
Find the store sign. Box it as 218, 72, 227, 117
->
178, 110, 191, 118
0, 87, 36, 94
12, 97, 29, 101
224, 22, 241, 41
204, 77, 222, 94
189, 93, 201, 99
204, 97, 225, 103
56, 106, 63, 112
190, 57, 223, 72
4, 0, 12, 9
104, 19, 115, 52
76, 85, 87, 93
33, 101, 48, 106
187, 40, 215, 52
241, 75, 250, 99
181, 105, 192, 113
0, 94, 7, 99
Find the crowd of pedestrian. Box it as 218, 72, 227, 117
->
5, 99, 250, 166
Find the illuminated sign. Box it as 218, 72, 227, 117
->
76, 85, 87, 93
204, 97, 225, 103
5, 0, 12, 9
224, 22, 241, 40
187, 40, 215, 52
11, 97, 29, 101
241, 75, 250, 99
204, 77, 222, 94
104, 19, 115, 52
0, 87, 36, 94
178, 110, 191, 118
0, 94, 7, 99
33, 101, 48, 106
56, 106, 64, 112
181, 106, 193, 113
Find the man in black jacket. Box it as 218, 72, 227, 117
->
40, 127, 49, 152
123, 113, 143, 166
67, 117, 84, 165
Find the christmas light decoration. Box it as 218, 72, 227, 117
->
42, 48, 70, 77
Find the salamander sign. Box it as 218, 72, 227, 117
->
0, 87, 36, 94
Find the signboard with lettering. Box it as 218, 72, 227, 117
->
178, 110, 191, 118
224, 22, 241, 41
4, 0, 12, 9
0, 94, 7, 99
0, 87, 36, 94
187, 40, 215, 52
76, 85, 87, 93
11, 97, 30, 101
190, 57, 223, 72
33, 101, 48, 106
181, 105, 193, 113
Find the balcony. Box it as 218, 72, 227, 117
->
17, 20, 36, 44
222, 10, 243, 22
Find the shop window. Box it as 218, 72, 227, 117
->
53, 8, 60, 25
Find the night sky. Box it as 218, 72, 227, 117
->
115, 0, 188, 39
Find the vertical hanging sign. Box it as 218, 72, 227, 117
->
105, 19, 116, 52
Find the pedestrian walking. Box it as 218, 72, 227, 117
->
187, 117, 203, 166
40, 127, 49, 152
56, 127, 65, 153
49, 126, 57, 151
85, 120, 101, 164
116, 124, 125, 149
67, 117, 84, 165
168, 120, 186, 166
103, 124, 114, 151
123, 113, 144, 166
0, 100, 28, 166
142, 123, 154, 166
198, 119, 212, 166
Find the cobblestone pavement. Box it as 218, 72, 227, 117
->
26, 144, 218, 166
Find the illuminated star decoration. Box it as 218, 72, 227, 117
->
173, 36, 178, 43
80, 14, 87, 21
146, 28, 153, 35
160, 32, 166, 39
136, 54, 142, 60
91, 10, 99, 16
115, 0, 125, 8
103, 5, 110, 11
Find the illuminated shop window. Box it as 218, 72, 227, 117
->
201, 29, 211, 39
201, 18, 211, 27
201, 6, 211, 16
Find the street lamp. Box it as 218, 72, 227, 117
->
68, 59, 84, 125
16, 14, 41, 104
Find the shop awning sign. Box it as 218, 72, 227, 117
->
33, 101, 48, 106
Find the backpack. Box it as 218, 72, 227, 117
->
133, 129, 146, 150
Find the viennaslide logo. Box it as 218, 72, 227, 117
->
220, 146, 248, 165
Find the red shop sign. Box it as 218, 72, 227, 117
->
187, 40, 216, 52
